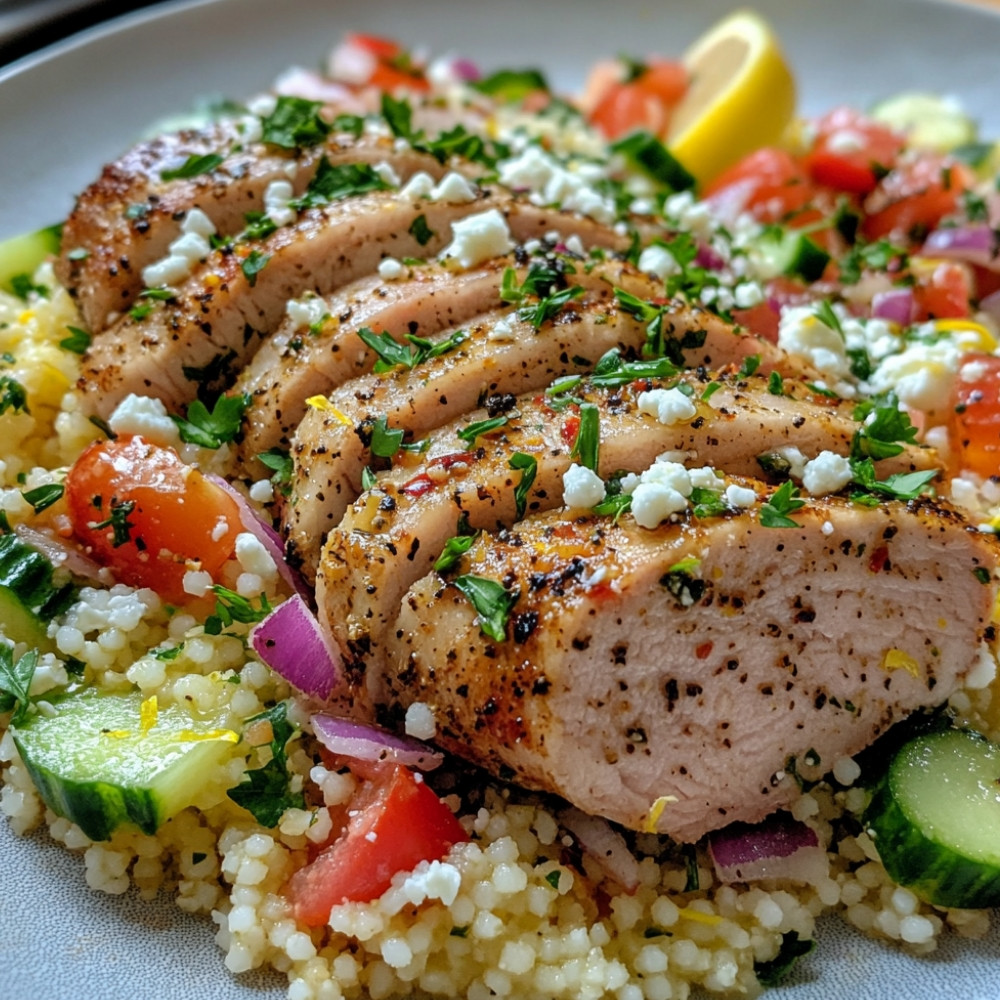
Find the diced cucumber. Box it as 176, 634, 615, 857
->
870, 92, 977, 154
0, 532, 76, 652
863, 727, 1000, 909
754, 227, 830, 283
12, 689, 240, 841
0, 225, 62, 295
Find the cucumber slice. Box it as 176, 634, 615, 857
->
0, 225, 62, 295
754, 228, 830, 283
0, 532, 76, 652
870, 93, 977, 154
12, 689, 239, 841
863, 727, 1000, 909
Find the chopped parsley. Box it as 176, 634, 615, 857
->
160, 152, 225, 181
171, 392, 250, 448
60, 326, 91, 354
509, 452, 537, 520
0, 646, 38, 726
368, 415, 405, 459
849, 459, 937, 501
737, 354, 762, 378
0, 375, 29, 415
204, 586, 272, 636
92, 498, 137, 547
759, 480, 806, 529
767, 370, 785, 396
471, 68, 549, 103
357, 326, 467, 373
570, 403, 600, 471
10, 274, 49, 300
457, 415, 508, 447
21, 483, 64, 514
257, 447, 293, 487
851, 395, 919, 461
408, 214, 435, 246
452, 574, 519, 642
434, 533, 479, 574
290, 158, 390, 211
259, 96, 331, 149
613, 283, 708, 361
753, 931, 816, 987
240, 249, 270, 287
500, 263, 582, 329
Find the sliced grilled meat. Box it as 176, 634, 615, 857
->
385, 492, 998, 841
317, 371, 937, 671
56, 128, 455, 333
76, 190, 630, 419
285, 293, 793, 574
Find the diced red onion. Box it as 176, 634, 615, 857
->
208, 474, 310, 600
312, 714, 443, 771
450, 58, 481, 83
695, 243, 726, 272
922, 225, 1000, 271
708, 812, 828, 885
871, 286, 915, 325
250, 594, 342, 701
560, 807, 641, 893
15, 525, 105, 583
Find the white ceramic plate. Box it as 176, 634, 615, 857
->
1, 0, 999, 997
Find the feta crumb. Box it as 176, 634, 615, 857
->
404, 701, 437, 740
724, 483, 757, 509
263, 179, 296, 227
487, 315, 518, 342
822, 520, 835, 536
235, 532, 278, 579
776, 446, 808, 480
108, 394, 181, 447
688, 466, 724, 492
430, 171, 477, 203
637, 387, 697, 426
868, 338, 960, 412
183, 570, 214, 597
285, 293, 327, 331
247, 93, 278, 117
637, 244, 680, 280
802, 450, 853, 495
733, 282, 764, 309
631, 482, 687, 528
372, 160, 401, 188
378, 257, 406, 281
249, 479, 274, 504
439, 209, 513, 270
399, 171, 436, 201
562, 463, 606, 508
778, 304, 850, 382
141, 208, 217, 287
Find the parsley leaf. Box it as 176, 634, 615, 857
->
171, 392, 250, 448
291, 158, 390, 211
160, 153, 225, 181
452, 574, 518, 642
0, 375, 29, 415
260, 96, 331, 149
257, 447, 293, 486
690, 486, 727, 518
204, 586, 272, 636
358, 327, 470, 374
571, 403, 600, 471
227, 702, 305, 827
434, 533, 479, 574
851, 395, 919, 460
767, 370, 785, 396
368, 415, 404, 458
457, 415, 508, 448
509, 452, 537, 520
21, 483, 64, 514
754, 932, 816, 987
849, 459, 937, 501
408, 213, 435, 246
0, 646, 38, 726
92, 499, 136, 547
381, 92, 414, 139
9, 274, 48, 300
60, 326, 91, 354
759, 480, 805, 528
241, 249, 270, 287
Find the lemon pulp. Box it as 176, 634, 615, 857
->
667, 10, 796, 186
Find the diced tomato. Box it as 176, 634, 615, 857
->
65, 435, 241, 603
340, 32, 429, 92
588, 59, 687, 140
703, 148, 818, 225
731, 300, 780, 344
286, 764, 468, 926
802, 107, 905, 196
948, 352, 1000, 478
343, 32, 402, 61
912, 261, 974, 320
863, 154, 973, 244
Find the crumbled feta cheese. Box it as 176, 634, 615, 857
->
563, 234, 586, 257
235, 532, 277, 580
378, 257, 406, 281
182, 208, 217, 240
631, 482, 688, 528
108, 394, 181, 447
688, 466, 724, 492
487, 315, 518, 342
637, 387, 697, 426
285, 293, 327, 331
868, 339, 960, 412
399, 171, 436, 201
401, 859, 462, 906
430, 171, 477, 203
263, 179, 296, 227
439, 209, 514, 270
733, 282, 764, 309
802, 450, 853, 495
637, 244, 680, 280
247, 93, 278, 117
372, 161, 401, 188
778, 305, 850, 382
141, 208, 217, 288
965, 641, 998, 689
776, 446, 808, 480
183, 570, 214, 597
724, 483, 757, 508
562, 463, 606, 508
404, 701, 437, 740
640, 460, 692, 496
248, 479, 274, 504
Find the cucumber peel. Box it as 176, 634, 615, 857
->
863, 726, 1000, 909
0, 532, 76, 652
12, 688, 240, 841
0, 225, 62, 295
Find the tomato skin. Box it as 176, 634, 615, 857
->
948, 353, 1000, 478
588, 59, 687, 140
912, 261, 973, 320
704, 148, 817, 224
65, 435, 241, 603
286, 765, 468, 926
340, 32, 429, 92
802, 107, 905, 196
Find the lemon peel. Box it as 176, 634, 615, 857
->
667, 9, 796, 186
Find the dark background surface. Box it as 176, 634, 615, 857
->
0, 0, 164, 66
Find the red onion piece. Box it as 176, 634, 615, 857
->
450, 58, 480, 83
871, 286, 915, 325
708, 812, 828, 885
695, 243, 726, 272
560, 807, 640, 893
273, 67, 356, 106
250, 594, 342, 701
208, 474, 310, 600
922, 225, 1000, 271
312, 714, 443, 771
15, 525, 106, 584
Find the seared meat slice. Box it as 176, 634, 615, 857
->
385, 492, 998, 841
317, 372, 937, 671
76, 191, 629, 419
286, 294, 790, 573
56, 128, 454, 333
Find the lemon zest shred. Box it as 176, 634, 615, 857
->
677, 906, 723, 926
102, 729, 132, 739
642, 795, 678, 833
933, 317, 996, 352
140, 695, 159, 734
305, 396, 352, 424
881, 648, 920, 678
176, 728, 239, 743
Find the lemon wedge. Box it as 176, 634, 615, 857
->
667, 10, 796, 186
